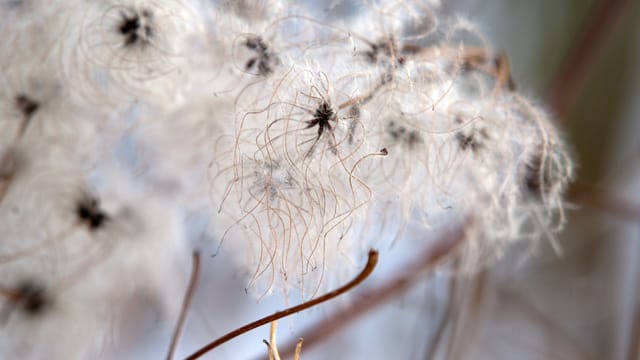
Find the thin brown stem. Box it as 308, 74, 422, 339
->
167, 251, 201, 360
498, 286, 593, 359
0, 148, 17, 204
424, 272, 457, 360
273, 221, 469, 360
337, 44, 512, 112
546, 0, 633, 118
184, 249, 379, 360
571, 184, 640, 221
445, 272, 486, 360
628, 308, 640, 360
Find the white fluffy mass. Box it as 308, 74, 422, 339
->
0, 0, 572, 357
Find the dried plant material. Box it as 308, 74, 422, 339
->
0, 1, 574, 358
185, 250, 378, 359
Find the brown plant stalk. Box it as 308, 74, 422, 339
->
167, 251, 201, 360
272, 220, 469, 359
184, 249, 379, 360
546, 0, 633, 118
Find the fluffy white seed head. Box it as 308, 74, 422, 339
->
1, 1, 573, 350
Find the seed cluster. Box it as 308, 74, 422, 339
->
0, 1, 573, 357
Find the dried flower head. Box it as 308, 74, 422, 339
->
0, 0, 575, 356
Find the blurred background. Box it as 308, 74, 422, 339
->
444, 1, 640, 359
167, 1, 640, 359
